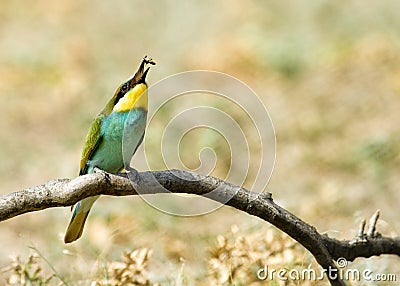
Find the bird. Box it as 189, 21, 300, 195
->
64, 56, 156, 243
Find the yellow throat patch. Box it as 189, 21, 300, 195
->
113, 83, 148, 112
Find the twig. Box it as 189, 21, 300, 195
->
0, 170, 399, 286
367, 209, 380, 237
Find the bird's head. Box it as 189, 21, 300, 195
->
112, 56, 156, 112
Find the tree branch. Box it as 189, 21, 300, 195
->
1, 170, 399, 286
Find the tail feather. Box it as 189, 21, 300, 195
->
64, 196, 98, 243
64, 211, 90, 243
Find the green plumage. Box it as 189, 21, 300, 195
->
64, 57, 155, 243
89, 109, 147, 174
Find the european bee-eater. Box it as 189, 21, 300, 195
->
64, 56, 156, 243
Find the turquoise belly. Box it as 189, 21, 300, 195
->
87, 109, 147, 173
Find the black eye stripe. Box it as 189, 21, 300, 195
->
114, 83, 129, 106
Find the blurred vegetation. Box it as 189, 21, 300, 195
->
0, 0, 399, 285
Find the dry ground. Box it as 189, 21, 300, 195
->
0, 1, 399, 285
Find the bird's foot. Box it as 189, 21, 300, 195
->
125, 165, 141, 188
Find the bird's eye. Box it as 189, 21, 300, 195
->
121, 83, 128, 92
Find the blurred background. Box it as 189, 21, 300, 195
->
0, 1, 399, 285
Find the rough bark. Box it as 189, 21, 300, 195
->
1, 170, 399, 286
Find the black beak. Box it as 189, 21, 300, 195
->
131, 56, 156, 87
